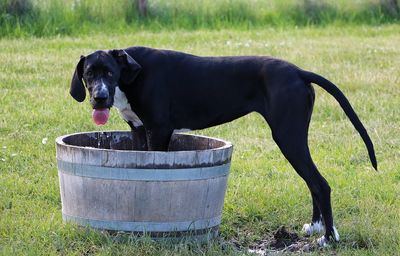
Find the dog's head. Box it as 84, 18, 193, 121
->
70, 49, 141, 124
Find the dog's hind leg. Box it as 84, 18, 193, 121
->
302, 195, 325, 236
262, 82, 339, 246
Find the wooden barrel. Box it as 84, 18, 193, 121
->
55, 131, 233, 240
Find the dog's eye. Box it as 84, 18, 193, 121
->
107, 71, 113, 77
86, 71, 93, 77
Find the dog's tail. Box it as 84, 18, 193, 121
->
299, 69, 377, 171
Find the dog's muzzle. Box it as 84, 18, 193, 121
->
91, 80, 112, 109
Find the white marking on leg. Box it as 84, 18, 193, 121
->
317, 235, 329, 247
113, 87, 143, 127
317, 226, 339, 247
302, 220, 325, 236
332, 226, 340, 241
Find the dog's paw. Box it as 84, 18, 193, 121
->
316, 227, 340, 247
302, 220, 325, 236
317, 235, 329, 247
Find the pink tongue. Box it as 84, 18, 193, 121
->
92, 108, 110, 125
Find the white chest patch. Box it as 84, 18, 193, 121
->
113, 87, 143, 127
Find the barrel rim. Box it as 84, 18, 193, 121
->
55, 130, 232, 154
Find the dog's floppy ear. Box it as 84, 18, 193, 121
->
70, 56, 86, 102
110, 49, 142, 84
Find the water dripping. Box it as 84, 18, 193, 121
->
106, 133, 111, 149
97, 132, 102, 148
97, 131, 108, 149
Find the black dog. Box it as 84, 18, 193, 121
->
70, 46, 377, 246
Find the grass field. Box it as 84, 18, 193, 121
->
0, 25, 399, 255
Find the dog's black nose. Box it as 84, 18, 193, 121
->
93, 90, 109, 102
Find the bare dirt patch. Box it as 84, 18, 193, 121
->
245, 226, 321, 255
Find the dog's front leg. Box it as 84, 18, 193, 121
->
127, 121, 148, 150
145, 128, 173, 151
133, 126, 148, 151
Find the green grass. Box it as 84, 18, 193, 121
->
0, 25, 399, 255
1, 0, 400, 37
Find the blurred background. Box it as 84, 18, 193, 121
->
1, 0, 399, 37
